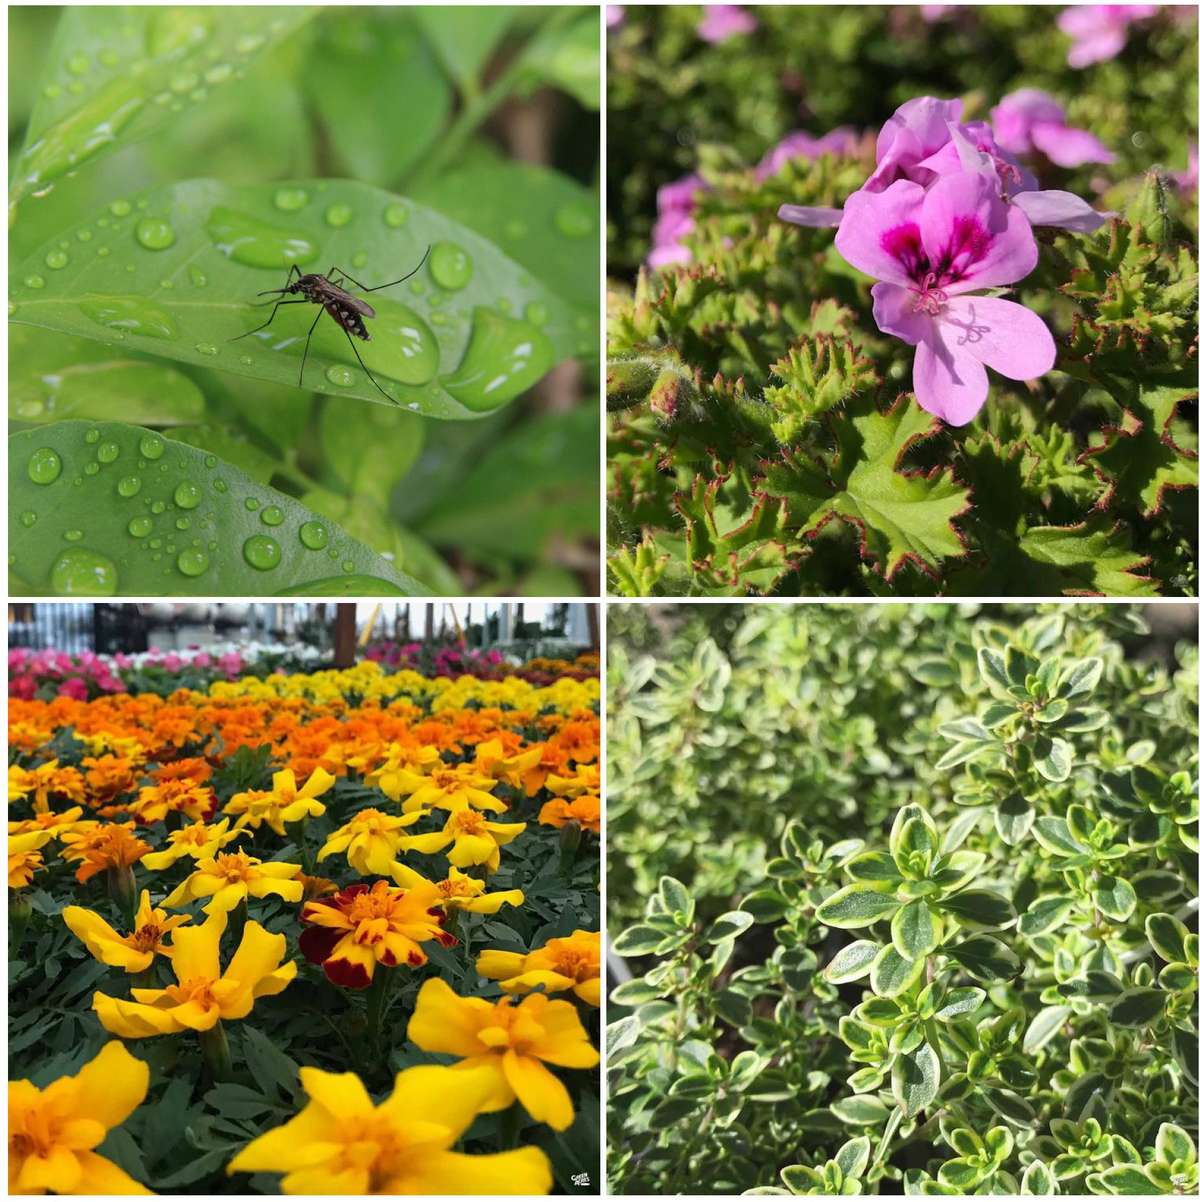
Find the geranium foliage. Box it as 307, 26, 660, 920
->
607, 603, 1197, 1194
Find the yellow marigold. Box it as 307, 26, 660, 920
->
93, 908, 295, 1037
141, 816, 245, 871
317, 807, 426, 876
127, 778, 215, 825
544, 763, 600, 797
9, 1041, 151, 1194
9, 760, 87, 812
225, 767, 334, 836
358, 741, 441, 785
8, 806, 92, 840
538, 794, 602, 835
227, 1064, 551, 1194
408, 979, 599, 1131
9, 831, 51, 889
161, 850, 303, 915
391, 862, 525, 915
477, 929, 601, 1006
376, 763, 505, 814
398, 809, 526, 873
59, 822, 151, 884
471, 737, 543, 792
64, 889, 191, 973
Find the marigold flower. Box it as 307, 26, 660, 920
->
92, 908, 295, 1037
358, 741, 441, 785
377, 763, 505, 814
141, 816, 245, 870
161, 850, 304, 915
318, 807, 426, 876
9, 831, 51, 889
538, 795, 602, 835
9, 1040, 151, 1194
64, 889, 191, 972
297, 871, 339, 900
471, 737, 544, 792
81, 755, 139, 803
149, 756, 212, 784
225, 766, 335, 835
391, 862, 525, 914
8, 806, 92, 840
227, 1064, 552, 1194
299, 879, 456, 988
408, 980, 599, 1131
477, 929, 601, 1006
544, 764, 600, 797
127, 778, 215, 825
398, 809, 526, 872
59, 822, 151, 884
9, 760, 87, 812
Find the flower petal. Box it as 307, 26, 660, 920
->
70, 1042, 149, 1132
871, 281, 935, 349
1029, 122, 1115, 167
834, 181, 928, 284
1011, 188, 1107, 233
298, 1067, 375, 1122
778, 204, 844, 228
502, 1051, 574, 1131
398, 1148, 553, 1195
940, 295, 1057, 382
913, 328, 990, 426
408, 978, 491, 1056
382, 1064, 495, 1143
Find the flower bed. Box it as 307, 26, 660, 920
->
9, 660, 601, 1194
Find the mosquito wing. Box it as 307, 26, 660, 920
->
321, 279, 375, 320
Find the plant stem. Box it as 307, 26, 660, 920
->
366, 966, 393, 1059
201, 1020, 232, 1082
406, 8, 577, 189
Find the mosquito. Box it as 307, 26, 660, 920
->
230, 247, 431, 401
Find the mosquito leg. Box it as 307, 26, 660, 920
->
297, 307, 324, 390
330, 246, 431, 293
341, 326, 395, 404
253, 264, 302, 298
229, 299, 308, 342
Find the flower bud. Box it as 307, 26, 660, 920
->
1127, 168, 1171, 244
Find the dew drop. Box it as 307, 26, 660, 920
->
25, 275, 45, 290
429, 242, 473, 291
27, 448, 63, 484
554, 203, 594, 238
177, 547, 209, 577
136, 216, 176, 250
128, 515, 153, 538
195, 342, 218, 356
243, 534, 281, 570
110, 199, 132, 217
64, 529, 84, 542
97, 247, 111, 257
214, 479, 228, 493
238, 354, 253, 366
206, 206, 318, 268
19, 511, 37, 528
44, 83, 63, 99
96, 441, 120, 464
151, 501, 166, 514
235, 32, 265, 54
81, 297, 177, 339
84, 463, 100, 476
176, 517, 191, 530
66, 53, 90, 75
84, 429, 100, 444
203, 455, 217, 468
325, 364, 354, 387
352, 251, 368, 269
260, 505, 284, 526
299, 520, 329, 550
245, 498, 260, 511
50, 548, 118, 596
441, 307, 555, 411
76, 228, 93, 242
99, 49, 119, 67
205, 63, 233, 85
188, 265, 207, 287
342, 560, 355, 573
325, 203, 353, 227
525, 301, 549, 327
174, 480, 202, 509
45, 248, 69, 269
150, 538, 163, 549
117, 475, 142, 497
384, 203, 408, 227
139, 433, 165, 459
273, 186, 309, 212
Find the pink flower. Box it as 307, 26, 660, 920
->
163, 654, 182, 672
1175, 143, 1198, 193
58, 678, 89, 701
606, 5, 625, 27
991, 89, 1114, 167
920, 4, 957, 20
697, 5, 757, 43
1056, 5, 1157, 68
834, 173, 1056, 426
193, 652, 212, 668
756, 127, 858, 180
648, 174, 707, 268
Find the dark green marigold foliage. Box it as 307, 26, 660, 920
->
607, 603, 1197, 1195
607, 7, 1198, 598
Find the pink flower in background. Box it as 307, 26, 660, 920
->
606, 5, 625, 27
697, 4, 758, 43
991, 89, 1115, 166
648, 174, 708, 267
59, 678, 88, 701
193, 652, 212, 669
162, 654, 182, 672
1056, 5, 1157, 67
756, 127, 858, 180
920, 5, 957, 20
835, 173, 1056, 425
1175, 143, 1198, 193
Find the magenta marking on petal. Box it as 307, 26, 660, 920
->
935, 216, 993, 282
880, 222, 929, 277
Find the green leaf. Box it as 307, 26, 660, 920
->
1145, 912, 1189, 964
1154, 1122, 1195, 1167
11, 179, 584, 416
951, 935, 1021, 982
1093, 875, 1137, 922
815, 884, 901, 929
9, 421, 426, 596
707, 910, 754, 943
938, 889, 1015, 929
10, 7, 317, 212
825, 940, 882, 984
1109, 987, 1168, 1027
934, 987, 985, 1021
938, 1159, 983, 1189
892, 900, 940, 962
829, 1094, 892, 1126
871, 944, 924, 997
318, 399, 425, 497
1017, 519, 1158, 597
780, 1164, 824, 1193
659, 876, 694, 922
1032, 738, 1074, 783
412, 6, 514, 90
1031, 817, 1088, 857
1022, 1004, 1071, 1054
740, 888, 788, 922
1021, 1159, 1055, 1195
609, 978, 661, 1006
994, 794, 1036, 846
304, 11, 451, 188
764, 396, 970, 579
611, 925, 665, 957
892, 1041, 940, 1117
519, 10, 600, 109
977, 647, 1012, 694
835, 1136, 871, 1183
10, 326, 205, 427
1060, 657, 1104, 700
1017, 896, 1076, 938
240, 1025, 301, 1102
846, 851, 903, 882
1097, 1165, 1166, 1194
411, 161, 599, 314
417, 404, 600, 560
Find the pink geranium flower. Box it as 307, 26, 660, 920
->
648, 174, 708, 267
1056, 5, 1157, 68
606, 5, 625, 28
756, 127, 858, 180
834, 173, 1056, 426
697, 5, 757, 43
991, 89, 1115, 167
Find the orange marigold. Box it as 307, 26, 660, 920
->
60, 823, 152, 883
